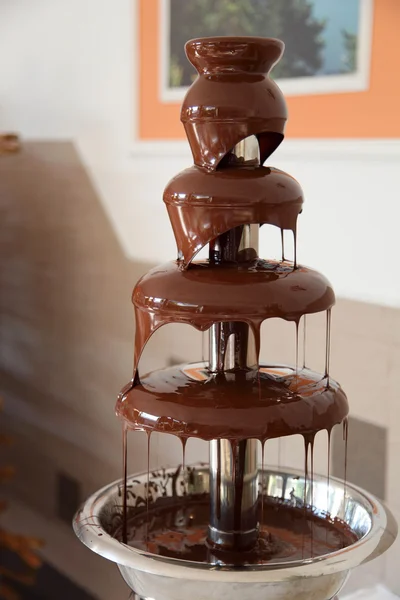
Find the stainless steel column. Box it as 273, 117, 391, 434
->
207, 136, 260, 552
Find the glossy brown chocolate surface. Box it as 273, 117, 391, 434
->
116, 495, 357, 564
117, 364, 348, 442
164, 166, 303, 265
182, 37, 287, 170
131, 259, 334, 366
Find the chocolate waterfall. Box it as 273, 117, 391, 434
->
116, 37, 348, 557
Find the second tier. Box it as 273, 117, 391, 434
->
134, 259, 334, 321
133, 259, 335, 362
117, 363, 348, 441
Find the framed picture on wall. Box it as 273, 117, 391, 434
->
137, 0, 400, 141
160, 0, 374, 102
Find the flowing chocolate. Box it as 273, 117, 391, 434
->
123, 37, 337, 374
131, 260, 334, 371
181, 37, 287, 170
117, 364, 348, 441
164, 166, 303, 266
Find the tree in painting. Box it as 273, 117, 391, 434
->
169, 0, 326, 86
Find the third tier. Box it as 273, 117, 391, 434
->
117, 363, 348, 441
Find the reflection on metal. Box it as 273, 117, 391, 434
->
208, 135, 260, 552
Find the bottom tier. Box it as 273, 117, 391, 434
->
74, 466, 396, 600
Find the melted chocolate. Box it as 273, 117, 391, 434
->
115, 494, 357, 565
125, 38, 335, 373
131, 260, 335, 369
164, 165, 303, 265
182, 37, 287, 170
117, 363, 348, 442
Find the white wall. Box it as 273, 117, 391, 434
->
1, 0, 400, 309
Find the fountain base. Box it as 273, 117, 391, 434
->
74, 465, 396, 600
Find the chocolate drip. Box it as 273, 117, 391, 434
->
325, 308, 332, 381
181, 438, 187, 497
146, 432, 151, 546
343, 418, 349, 517
327, 428, 332, 515
281, 229, 285, 262
261, 441, 265, 529
310, 435, 315, 556
122, 424, 128, 544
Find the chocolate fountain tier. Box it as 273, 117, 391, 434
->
133, 260, 334, 359
117, 363, 348, 440
182, 37, 287, 169
134, 260, 334, 319
164, 165, 303, 265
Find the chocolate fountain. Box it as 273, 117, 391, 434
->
73, 38, 397, 600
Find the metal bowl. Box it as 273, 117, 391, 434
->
73, 465, 397, 600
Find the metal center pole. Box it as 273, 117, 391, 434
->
207, 136, 260, 552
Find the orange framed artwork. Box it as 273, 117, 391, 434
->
137, 0, 400, 140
